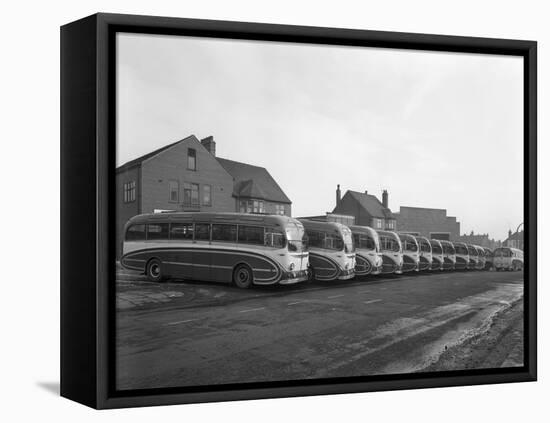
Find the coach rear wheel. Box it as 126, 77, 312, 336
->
233, 264, 254, 289
146, 258, 164, 283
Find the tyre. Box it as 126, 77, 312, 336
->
146, 258, 164, 283
307, 265, 315, 282
233, 264, 254, 289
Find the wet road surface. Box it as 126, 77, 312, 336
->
115, 269, 524, 390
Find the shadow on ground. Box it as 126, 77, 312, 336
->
36, 381, 60, 396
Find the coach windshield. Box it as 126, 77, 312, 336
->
286, 222, 308, 252
342, 228, 355, 253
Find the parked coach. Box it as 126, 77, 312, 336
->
121, 212, 310, 288
377, 230, 404, 274
415, 236, 433, 271
429, 239, 444, 271
467, 244, 480, 270
475, 245, 487, 270
453, 242, 470, 270
398, 233, 420, 272
299, 219, 356, 281
350, 225, 383, 276
493, 247, 524, 271
440, 240, 456, 270
483, 247, 494, 270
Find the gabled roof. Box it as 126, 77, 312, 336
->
339, 190, 395, 219
116, 135, 198, 172
217, 158, 291, 204
116, 134, 292, 204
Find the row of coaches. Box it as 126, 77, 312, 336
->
121, 212, 524, 288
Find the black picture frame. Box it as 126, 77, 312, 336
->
60, 12, 537, 409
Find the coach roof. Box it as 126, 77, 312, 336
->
298, 219, 349, 233
126, 212, 300, 227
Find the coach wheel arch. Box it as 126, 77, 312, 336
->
362, 258, 372, 275
146, 257, 164, 283
233, 263, 254, 289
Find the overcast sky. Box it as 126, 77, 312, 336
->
117, 33, 523, 242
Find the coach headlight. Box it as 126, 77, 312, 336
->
289, 262, 295, 271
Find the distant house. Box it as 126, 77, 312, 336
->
394, 206, 460, 241
116, 134, 292, 257
332, 186, 396, 230
503, 230, 524, 250
456, 231, 500, 249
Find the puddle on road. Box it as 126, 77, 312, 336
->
314, 283, 524, 377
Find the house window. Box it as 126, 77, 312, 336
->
183, 182, 200, 206
239, 200, 250, 213
386, 220, 395, 230
168, 180, 179, 203
187, 148, 196, 170
275, 204, 285, 215
123, 181, 136, 203
373, 218, 383, 229
203, 184, 212, 206
253, 200, 264, 213
239, 199, 265, 214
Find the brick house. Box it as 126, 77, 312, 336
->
503, 230, 524, 250
394, 206, 460, 241
116, 134, 292, 257
332, 186, 397, 230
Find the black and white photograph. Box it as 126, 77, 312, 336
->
114, 31, 526, 391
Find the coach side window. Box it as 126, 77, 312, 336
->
212, 224, 237, 242
238, 225, 264, 245
170, 223, 194, 240
126, 224, 146, 241
194, 223, 211, 241
147, 223, 169, 240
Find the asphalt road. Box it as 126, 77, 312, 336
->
115, 268, 524, 391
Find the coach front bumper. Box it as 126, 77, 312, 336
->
279, 269, 309, 285
338, 268, 355, 280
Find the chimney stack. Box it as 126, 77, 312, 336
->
336, 184, 341, 206
382, 189, 388, 208
201, 136, 216, 156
